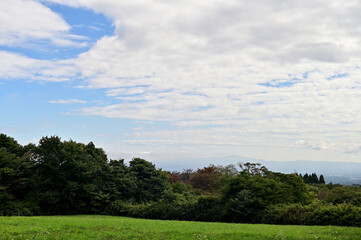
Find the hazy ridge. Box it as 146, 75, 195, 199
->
154, 155, 361, 185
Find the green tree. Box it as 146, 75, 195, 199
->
107, 159, 136, 202
129, 158, 168, 202
0, 134, 37, 215
222, 167, 311, 222
0, 134, 23, 157
34, 136, 111, 214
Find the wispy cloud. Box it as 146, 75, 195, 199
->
295, 140, 336, 151
49, 99, 86, 104
0, 50, 79, 82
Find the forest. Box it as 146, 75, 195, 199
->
1, 133, 361, 226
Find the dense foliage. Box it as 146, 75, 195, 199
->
1, 133, 361, 226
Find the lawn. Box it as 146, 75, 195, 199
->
0, 215, 360, 240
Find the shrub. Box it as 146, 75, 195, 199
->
262, 202, 361, 227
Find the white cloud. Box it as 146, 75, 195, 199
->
0, 0, 84, 47
295, 140, 336, 151
49, 99, 86, 104
0, 51, 79, 82
4, 0, 361, 161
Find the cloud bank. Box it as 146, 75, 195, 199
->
2, 0, 361, 161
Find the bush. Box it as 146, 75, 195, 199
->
262, 202, 361, 227
111, 192, 224, 222
190, 195, 223, 222
112, 191, 197, 220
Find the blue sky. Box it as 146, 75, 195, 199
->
2, 0, 361, 164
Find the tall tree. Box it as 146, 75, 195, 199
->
107, 159, 136, 202
0, 134, 37, 215
129, 158, 168, 202
33, 136, 111, 214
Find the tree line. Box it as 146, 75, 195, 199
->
1, 134, 361, 226
298, 173, 325, 184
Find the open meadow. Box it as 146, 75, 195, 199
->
0, 215, 360, 240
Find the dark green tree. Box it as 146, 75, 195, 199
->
107, 159, 136, 202
129, 158, 168, 202
0, 134, 23, 157
33, 136, 111, 214
0, 134, 37, 215
222, 167, 311, 222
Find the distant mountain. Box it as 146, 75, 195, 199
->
153, 155, 361, 185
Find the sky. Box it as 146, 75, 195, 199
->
1, 0, 361, 164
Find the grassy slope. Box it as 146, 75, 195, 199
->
0, 215, 360, 240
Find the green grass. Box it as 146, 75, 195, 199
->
0, 215, 360, 240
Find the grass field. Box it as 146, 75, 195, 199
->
0, 215, 360, 240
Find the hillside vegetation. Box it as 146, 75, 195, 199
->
1, 134, 361, 226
